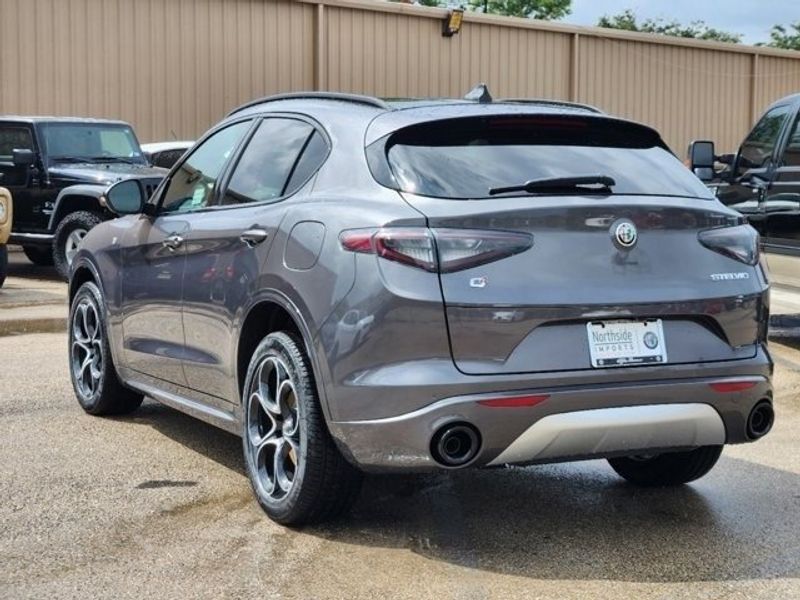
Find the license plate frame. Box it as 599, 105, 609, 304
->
586, 319, 667, 368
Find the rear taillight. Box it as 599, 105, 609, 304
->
698, 224, 759, 266
340, 228, 533, 273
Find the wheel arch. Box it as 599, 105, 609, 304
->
48, 185, 109, 230
236, 292, 332, 421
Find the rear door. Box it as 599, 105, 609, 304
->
378, 115, 765, 375
180, 117, 328, 401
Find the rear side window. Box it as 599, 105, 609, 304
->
781, 113, 800, 168
738, 105, 792, 173
0, 125, 34, 160
223, 118, 324, 205
368, 116, 713, 199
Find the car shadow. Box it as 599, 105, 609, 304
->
123, 400, 800, 584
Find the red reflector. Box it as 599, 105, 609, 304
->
709, 381, 758, 393
477, 394, 549, 408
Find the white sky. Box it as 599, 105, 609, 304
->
564, 0, 799, 45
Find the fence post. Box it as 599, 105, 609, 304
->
750, 52, 760, 123
570, 33, 580, 102
314, 3, 326, 91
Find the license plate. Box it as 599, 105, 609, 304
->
586, 320, 667, 368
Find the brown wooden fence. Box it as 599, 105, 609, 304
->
2, 0, 800, 153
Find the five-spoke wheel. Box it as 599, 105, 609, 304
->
242, 332, 362, 525
246, 356, 301, 501
68, 281, 143, 415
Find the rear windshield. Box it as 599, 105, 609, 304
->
368, 116, 712, 200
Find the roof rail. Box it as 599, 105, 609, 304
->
499, 98, 603, 114
227, 92, 391, 116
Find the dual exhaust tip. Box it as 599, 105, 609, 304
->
431, 400, 774, 467
746, 399, 774, 440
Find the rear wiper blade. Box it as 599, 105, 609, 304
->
489, 175, 616, 196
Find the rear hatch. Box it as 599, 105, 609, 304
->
367, 112, 767, 375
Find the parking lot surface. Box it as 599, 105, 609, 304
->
0, 331, 798, 599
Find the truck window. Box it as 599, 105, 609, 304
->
737, 105, 792, 175
781, 113, 800, 167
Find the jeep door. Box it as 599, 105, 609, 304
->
0, 122, 45, 231
180, 117, 328, 402
762, 107, 800, 287
120, 121, 252, 385
716, 103, 795, 237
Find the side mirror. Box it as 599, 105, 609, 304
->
104, 179, 145, 215
687, 140, 716, 182
12, 148, 36, 167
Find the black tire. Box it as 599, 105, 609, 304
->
68, 281, 143, 416
608, 446, 723, 487
242, 332, 362, 526
53, 211, 103, 280
22, 244, 54, 266
0, 244, 7, 288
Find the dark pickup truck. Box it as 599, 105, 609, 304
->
0, 117, 166, 278
688, 93, 800, 287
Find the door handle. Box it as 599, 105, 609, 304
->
240, 228, 269, 248
162, 233, 184, 251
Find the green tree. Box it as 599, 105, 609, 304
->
763, 22, 800, 50
467, 0, 571, 20
597, 9, 742, 43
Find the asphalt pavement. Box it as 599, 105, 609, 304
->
1, 330, 799, 599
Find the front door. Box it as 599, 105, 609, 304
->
716, 103, 795, 238
762, 109, 800, 288
120, 120, 253, 385
180, 117, 328, 401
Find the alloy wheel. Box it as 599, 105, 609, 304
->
245, 356, 301, 501
65, 228, 88, 266
71, 299, 103, 399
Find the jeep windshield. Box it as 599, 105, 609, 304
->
40, 122, 147, 165
368, 115, 714, 200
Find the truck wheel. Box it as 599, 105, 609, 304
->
53, 211, 103, 280
0, 245, 7, 287
22, 245, 54, 266
608, 445, 723, 487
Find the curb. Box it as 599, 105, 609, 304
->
0, 317, 67, 337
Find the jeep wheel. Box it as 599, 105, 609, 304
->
0, 245, 7, 287
242, 332, 362, 525
22, 245, 54, 266
54, 211, 103, 280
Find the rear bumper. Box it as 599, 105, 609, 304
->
328, 347, 773, 472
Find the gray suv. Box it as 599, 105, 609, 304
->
67, 89, 774, 525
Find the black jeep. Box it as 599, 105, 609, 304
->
0, 117, 166, 278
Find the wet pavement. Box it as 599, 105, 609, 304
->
1, 332, 799, 599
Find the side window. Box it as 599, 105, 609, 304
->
222, 119, 321, 206
737, 105, 792, 175
285, 131, 329, 194
160, 121, 250, 214
0, 125, 35, 186
781, 113, 800, 168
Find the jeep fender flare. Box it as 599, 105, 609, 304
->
47, 184, 109, 231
